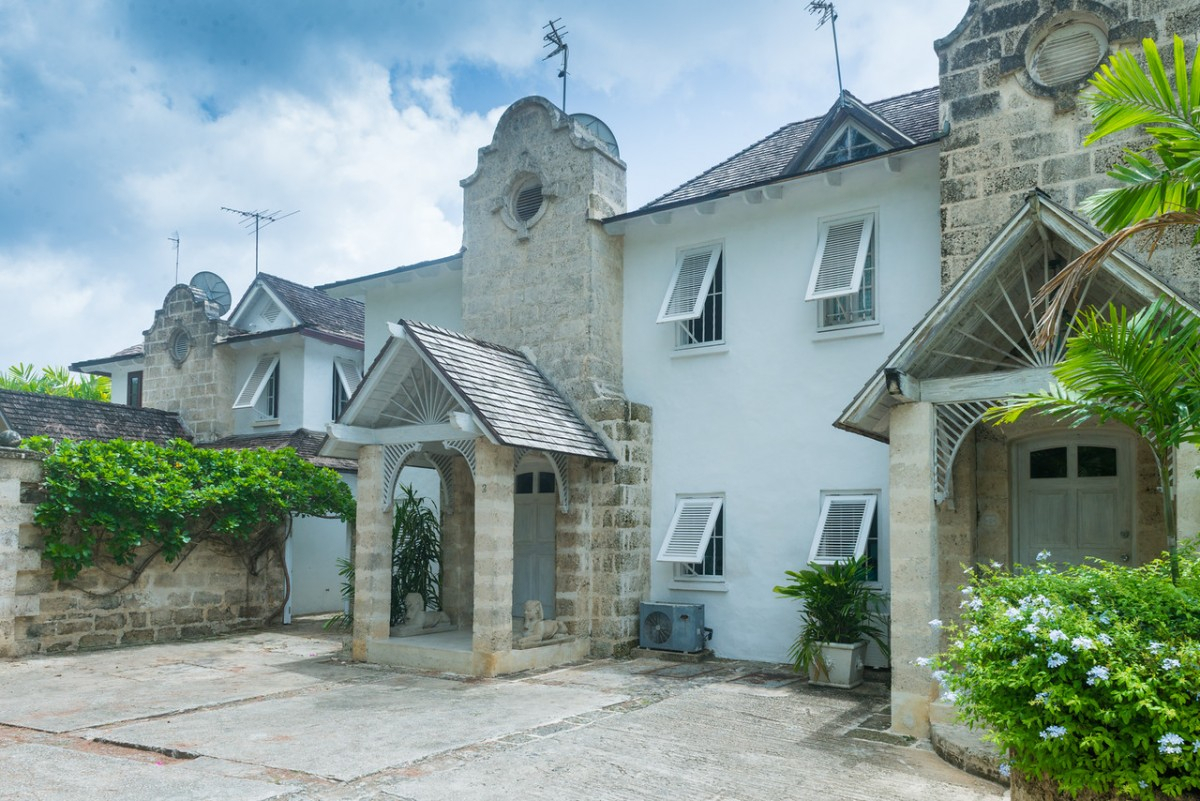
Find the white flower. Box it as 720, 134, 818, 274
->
1070, 636, 1094, 652
998, 763, 1011, 778
1040, 725, 1067, 739
1036, 550, 1052, 562
941, 690, 958, 703
1033, 691, 1050, 704
1097, 633, 1113, 646
1162, 658, 1181, 671
1159, 733, 1184, 755
929, 619, 943, 629
1086, 665, 1109, 685
991, 560, 1002, 569
913, 657, 931, 667
1048, 629, 1067, 643
1148, 641, 1164, 654
1005, 607, 1022, 620
1047, 652, 1068, 668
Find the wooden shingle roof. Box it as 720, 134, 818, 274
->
639, 87, 940, 211
0, 390, 189, 445
403, 321, 614, 461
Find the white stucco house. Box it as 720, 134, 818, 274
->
64, 0, 1200, 742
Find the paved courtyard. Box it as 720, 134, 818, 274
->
0, 623, 1005, 800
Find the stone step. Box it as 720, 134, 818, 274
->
930, 719, 1008, 788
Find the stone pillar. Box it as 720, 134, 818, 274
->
0, 449, 45, 658
888, 402, 940, 738
1177, 444, 1200, 544
352, 445, 392, 661
471, 438, 514, 675
440, 456, 475, 626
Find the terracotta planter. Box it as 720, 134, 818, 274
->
807, 640, 867, 688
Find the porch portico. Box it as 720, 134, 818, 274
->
322, 320, 615, 676
839, 192, 1200, 736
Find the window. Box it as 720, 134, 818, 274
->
233, 354, 280, 420
657, 244, 724, 347
514, 180, 544, 222
332, 358, 362, 420
811, 125, 885, 169
805, 213, 877, 329
680, 506, 723, 579
169, 329, 191, 363
1028, 20, 1107, 88
126, 371, 143, 409
658, 495, 724, 581
677, 254, 723, 347
810, 493, 877, 578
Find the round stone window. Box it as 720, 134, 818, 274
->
1028, 20, 1107, 88
169, 329, 191, 363
513, 179, 544, 223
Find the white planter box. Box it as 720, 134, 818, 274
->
808, 640, 868, 689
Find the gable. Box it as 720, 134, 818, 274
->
784, 93, 916, 175
837, 191, 1196, 443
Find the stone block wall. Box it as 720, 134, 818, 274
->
142, 284, 236, 442
583, 397, 652, 658
936, 0, 1200, 296
1, 447, 284, 658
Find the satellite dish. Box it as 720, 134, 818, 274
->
190, 271, 232, 318
571, 113, 620, 158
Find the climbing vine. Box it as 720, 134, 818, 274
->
26, 437, 356, 585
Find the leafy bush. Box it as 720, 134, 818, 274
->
1, 363, 110, 401
928, 549, 1200, 799
774, 555, 889, 673
27, 437, 356, 582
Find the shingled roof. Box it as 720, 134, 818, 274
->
638, 87, 940, 212
0, 389, 189, 444
234, 273, 365, 343
403, 321, 614, 461
202, 429, 356, 473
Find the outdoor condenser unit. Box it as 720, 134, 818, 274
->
638, 602, 706, 653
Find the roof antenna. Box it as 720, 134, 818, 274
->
543, 18, 569, 112
807, 2, 845, 105
168, 231, 180, 285
221, 207, 299, 275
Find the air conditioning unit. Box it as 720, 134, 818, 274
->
639, 602, 706, 653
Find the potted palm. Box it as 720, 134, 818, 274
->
774, 555, 889, 688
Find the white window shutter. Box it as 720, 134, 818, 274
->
805, 215, 874, 301
260, 300, 281, 324
808, 494, 876, 565
657, 497, 723, 562
334, 358, 363, 396
657, 245, 722, 323
233, 354, 279, 409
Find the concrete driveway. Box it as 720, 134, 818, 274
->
0, 622, 1004, 801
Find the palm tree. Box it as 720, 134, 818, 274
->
989, 300, 1200, 582
1035, 36, 1200, 346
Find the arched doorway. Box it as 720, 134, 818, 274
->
513, 456, 557, 618
1012, 432, 1134, 566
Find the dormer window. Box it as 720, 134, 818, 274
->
811, 125, 885, 169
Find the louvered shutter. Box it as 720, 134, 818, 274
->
657, 245, 722, 323
808, 494, 876, 565
657, 497, 723, 563
260, 300, 281, 324
333, 358, 363, 397
1031, 25, 1105, 87
233, 354, 280, 409
805, 215, 874, 301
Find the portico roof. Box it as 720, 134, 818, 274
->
837, 190, 1198, 443
320, 319, 614, 462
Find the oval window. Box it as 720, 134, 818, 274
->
170, 329, 191, 363
1028, 21, 1107, 88
514, 180, 544, 223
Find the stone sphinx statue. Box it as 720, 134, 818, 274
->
517, 599, 567, 647
390, 592, 452, 637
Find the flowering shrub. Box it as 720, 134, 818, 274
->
928, 548, 1200, 799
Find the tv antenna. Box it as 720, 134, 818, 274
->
807, 2, 845, 104
168, 231, 180, 284
221, 207, 299, 274
543, 18, 569, 111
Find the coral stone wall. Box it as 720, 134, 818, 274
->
1, 447, 284, 657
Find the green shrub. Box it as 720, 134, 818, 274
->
928, 548, 1200, 799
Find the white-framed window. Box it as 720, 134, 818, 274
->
233, 353, 281, 420
658, 494, 723, 566
810, 491, 879, 580
806, 213, 877, 330
332, 357, 362, 420
677, 253, 724, 348
810, 124, 886, 170
657, 244, 724, 348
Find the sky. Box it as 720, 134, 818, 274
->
0, 0, 969, 370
